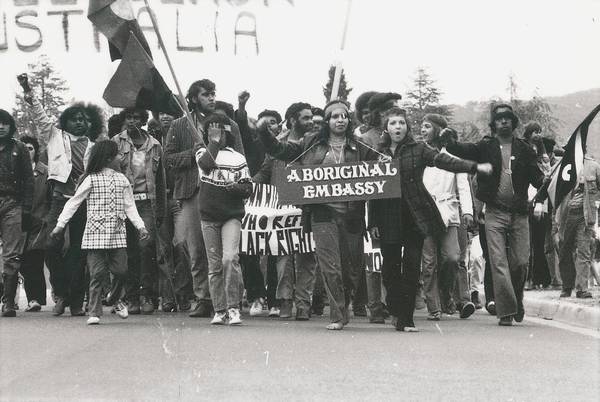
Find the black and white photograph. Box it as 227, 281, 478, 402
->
0, 0, 599, 400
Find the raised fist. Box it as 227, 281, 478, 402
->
17, 74, 31, 92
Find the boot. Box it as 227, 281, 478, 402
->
2, 274, 18, 317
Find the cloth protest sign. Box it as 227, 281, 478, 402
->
240, 183, 315, 256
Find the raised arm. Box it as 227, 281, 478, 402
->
257, 123, 303, 162
18, 74, 55, 149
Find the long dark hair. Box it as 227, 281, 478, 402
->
84, 140, 118, 176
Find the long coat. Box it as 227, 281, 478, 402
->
369, 135, 476, 241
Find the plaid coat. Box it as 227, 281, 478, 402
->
369, 135, 477, 240
81, 172, 130, 249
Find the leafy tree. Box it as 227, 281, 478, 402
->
323, 65, 352, 103
405, 67, 452, 131
481, 75, 561, 139
12, 55, 70, 137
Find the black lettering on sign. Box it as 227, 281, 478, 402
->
15, 10, 42, 52
234, 11, 258, 55
0, 13, 7, 51
137, 6, 159, 49
14, 0, 38, 5
47, 9, 83, 51
245, 214, 257, 231
246, 232, 256, 255
276, 230, 287, 255
176, 9, 203, 52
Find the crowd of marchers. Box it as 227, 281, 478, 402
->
0, 74, 597, 330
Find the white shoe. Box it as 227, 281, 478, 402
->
249, 298, 265, 316
114, 301, 128, 319
87, 316, 100, 325
268, 307, 280, 317
210, 311, 227, 325
25, 300, 41, 312
228, 308, 242, 325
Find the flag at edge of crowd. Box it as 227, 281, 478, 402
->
103, 34, 180, 116
547, 103, 600, 208
88, 0, 152, 61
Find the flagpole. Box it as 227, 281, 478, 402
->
330, 0, 353, 101
143, 0, 200, 139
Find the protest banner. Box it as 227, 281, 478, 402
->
240, 183, 315, 256
363, 234, 382, 273
273, 159, 401, 205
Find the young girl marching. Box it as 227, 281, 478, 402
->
50, 141, 149, 325
195, 114, 252, 325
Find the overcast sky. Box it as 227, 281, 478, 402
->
1, 0, 599, 117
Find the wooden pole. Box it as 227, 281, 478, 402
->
142, 0, 201, 141
330, 0, 353, 101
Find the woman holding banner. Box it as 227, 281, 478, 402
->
368, 107, 492, 332
258, 100, 377, 330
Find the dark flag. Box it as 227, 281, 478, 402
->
103, 35, 180, 116
548, 104, 600, 208
88, 0, 152, 61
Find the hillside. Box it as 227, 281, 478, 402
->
450, 88, 600, 156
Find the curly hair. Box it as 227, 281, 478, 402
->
185, 79, 216, 111
59, 102, 105, 141
354, 91, 378, 124
284, 102, 312, 129
123, 107, 149, 125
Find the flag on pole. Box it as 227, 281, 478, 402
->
547, 104, 600, 208
88, 0, 152, 61
102, 34, 180, 115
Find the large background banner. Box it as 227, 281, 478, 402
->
240, 183, 314, 256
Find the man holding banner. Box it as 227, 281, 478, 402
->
253, 102, 317, 320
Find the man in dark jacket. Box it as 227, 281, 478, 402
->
444, 104, 544, 326
0, 109, 34, 317
164, 79, 245, 318
254, 102, 318, 321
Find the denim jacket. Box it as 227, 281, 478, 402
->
112, 131, 167, 220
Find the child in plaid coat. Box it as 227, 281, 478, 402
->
51, 141, 149, 325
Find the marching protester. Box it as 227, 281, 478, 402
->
165, 79, 244, 318
195, 115, 252, 325
259, 99, 378, 330
50, 140, 149, 325
254, 102, 318, 320
19, 74, 103, 317
113, 107, 168, 314
149, 109, 193, 312
19, 135, 51, 312
421, 115, 476, 320
0, 110, 34, 317
369, 107, 491, 331
443, 104, 545, 326
535, 155, 600, 299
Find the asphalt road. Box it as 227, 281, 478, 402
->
0, 307, 598, 401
